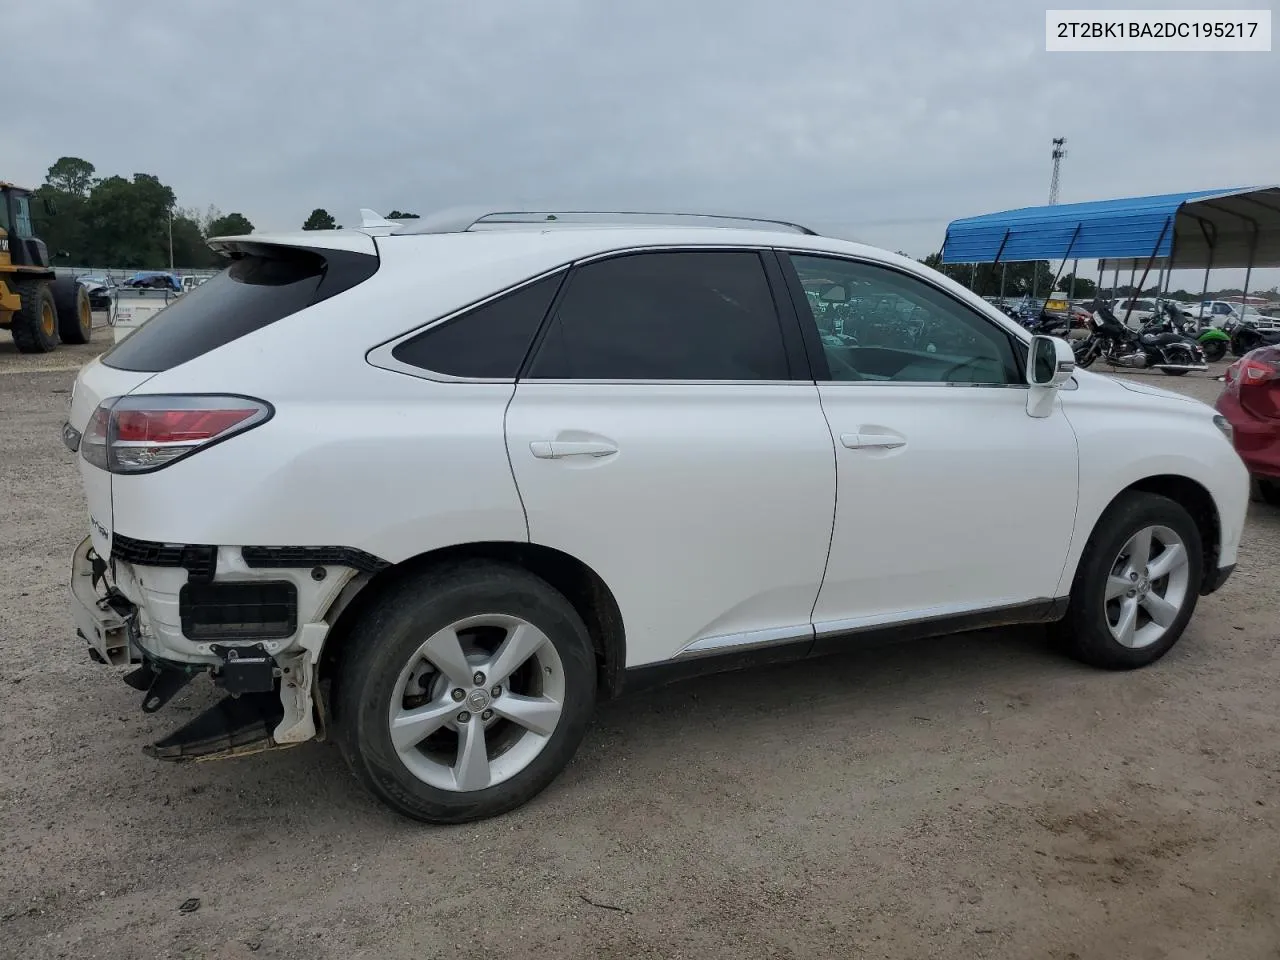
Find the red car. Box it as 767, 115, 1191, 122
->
1216, 345, 1280, 505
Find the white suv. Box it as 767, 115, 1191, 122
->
65, 209, 1249, 823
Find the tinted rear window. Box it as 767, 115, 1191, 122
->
102, 246, 378, 372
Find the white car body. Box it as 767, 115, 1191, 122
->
1113, 298, 1160, 329
64, 210, 1250, 820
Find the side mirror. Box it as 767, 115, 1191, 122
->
820, 284, 848, 303
1026, 335, 1075, 418
1028, 334, 1075, 387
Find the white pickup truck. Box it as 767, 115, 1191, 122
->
1193, 301, 1280, 331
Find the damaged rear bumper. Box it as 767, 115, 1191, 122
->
69, 535, 355, 760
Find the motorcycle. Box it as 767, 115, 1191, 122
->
1139, 302, 1231, 362
1075, 302, 1207, 376
1227, 318, 1280, 358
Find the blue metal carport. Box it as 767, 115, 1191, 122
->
941, 185, 1280, 311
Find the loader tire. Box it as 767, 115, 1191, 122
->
52, 277, 93, 344
9, 279, 59, 353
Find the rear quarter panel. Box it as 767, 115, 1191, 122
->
104, 237, 582, 561
1057, 373, 1249, 594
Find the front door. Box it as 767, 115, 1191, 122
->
780, 252, 1080, 638
505, 249, 836, 667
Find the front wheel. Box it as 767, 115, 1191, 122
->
1258, 478, 1280, 507
334, 561, 597, 823
1052, 492, 1202, 670
1159, 367, 1190, 376
1201, 339, 1227, 362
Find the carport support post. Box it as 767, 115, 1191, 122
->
1049, 225, 1081, 293
1241, 223, 1259, 320
990, 228, 1011, 304
1123, 218, 1171, 329
1112, 263, 1120, 299
970, 263, 978, 291
1069, 258, 1079, 299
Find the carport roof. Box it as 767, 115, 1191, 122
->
941, 186, 1280, 269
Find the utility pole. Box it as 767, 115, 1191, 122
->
168, 207, 174, 271
1049, 137, 1068, 296
1048, 137, 1067, 205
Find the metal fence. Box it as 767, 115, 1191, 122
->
53, 266, 220, 281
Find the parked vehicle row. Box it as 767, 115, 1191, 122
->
1073, 301, 1208, 376
65, 210, 1247, 824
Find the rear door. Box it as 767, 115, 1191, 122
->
504, 249, 836, 667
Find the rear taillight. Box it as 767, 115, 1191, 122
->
1228, 350, 1280, 420
81, 395, 272, 474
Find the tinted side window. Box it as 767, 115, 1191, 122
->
788, 254, 1018, 385
525, 251, 788, 381
392, 271, 565, 378
103, 247, 378, 373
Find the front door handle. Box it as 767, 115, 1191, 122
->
840, 432, 905, 450
530, 440, 619, 459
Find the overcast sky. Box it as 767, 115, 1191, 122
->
8, 0, 1278, 288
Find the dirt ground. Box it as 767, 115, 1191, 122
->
2, 330, 1279, 960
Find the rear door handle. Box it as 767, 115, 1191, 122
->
529, 440, 619, 459
840, 432, 905, 450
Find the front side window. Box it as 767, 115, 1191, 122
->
525, 250, 789, 381
787, 254, 1018, 385
12, 195, 33, 238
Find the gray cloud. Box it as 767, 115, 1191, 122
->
8, 0, 1278, 285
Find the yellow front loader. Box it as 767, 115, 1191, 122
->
0, 181, 92, 353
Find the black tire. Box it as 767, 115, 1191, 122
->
1160, 367, 1190, 376
1201, 339, 1227, 362
1051, 492, 1203, 670
51, 277, 93, 344
1258, 478, 1280, 507
334, 561, 597, 823
8, 279, 59, 353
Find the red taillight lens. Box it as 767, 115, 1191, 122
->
81, 395, 272, 474
1233, 350, 1280, 420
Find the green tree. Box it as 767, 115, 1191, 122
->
1058, 272, 1096, 298
167, 206, 218, 269
206, 212, 254, 238
386, 210, 419, 219
302, 208, 337, 230
45, 156, 96, 197
81, 173, 177, 268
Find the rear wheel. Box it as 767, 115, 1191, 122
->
1258, 478, 1280, 507
9, 279, 59, 353
335, 561, 597, 823
51, 277, 93, 344
1053, 492, 1202, 670
1159, 367, 1190, 376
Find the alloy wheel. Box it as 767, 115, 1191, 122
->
1103, 524, 1190, 649
388, 614, 566, 792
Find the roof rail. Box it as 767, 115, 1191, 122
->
393, 207, 819, 237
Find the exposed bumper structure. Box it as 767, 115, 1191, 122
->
69, 535, 369, 759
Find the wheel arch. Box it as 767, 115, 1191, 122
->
317, 540, 627, 700
1078, 474, 1221, 595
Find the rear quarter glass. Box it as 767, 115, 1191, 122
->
101, 245, 379, 373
